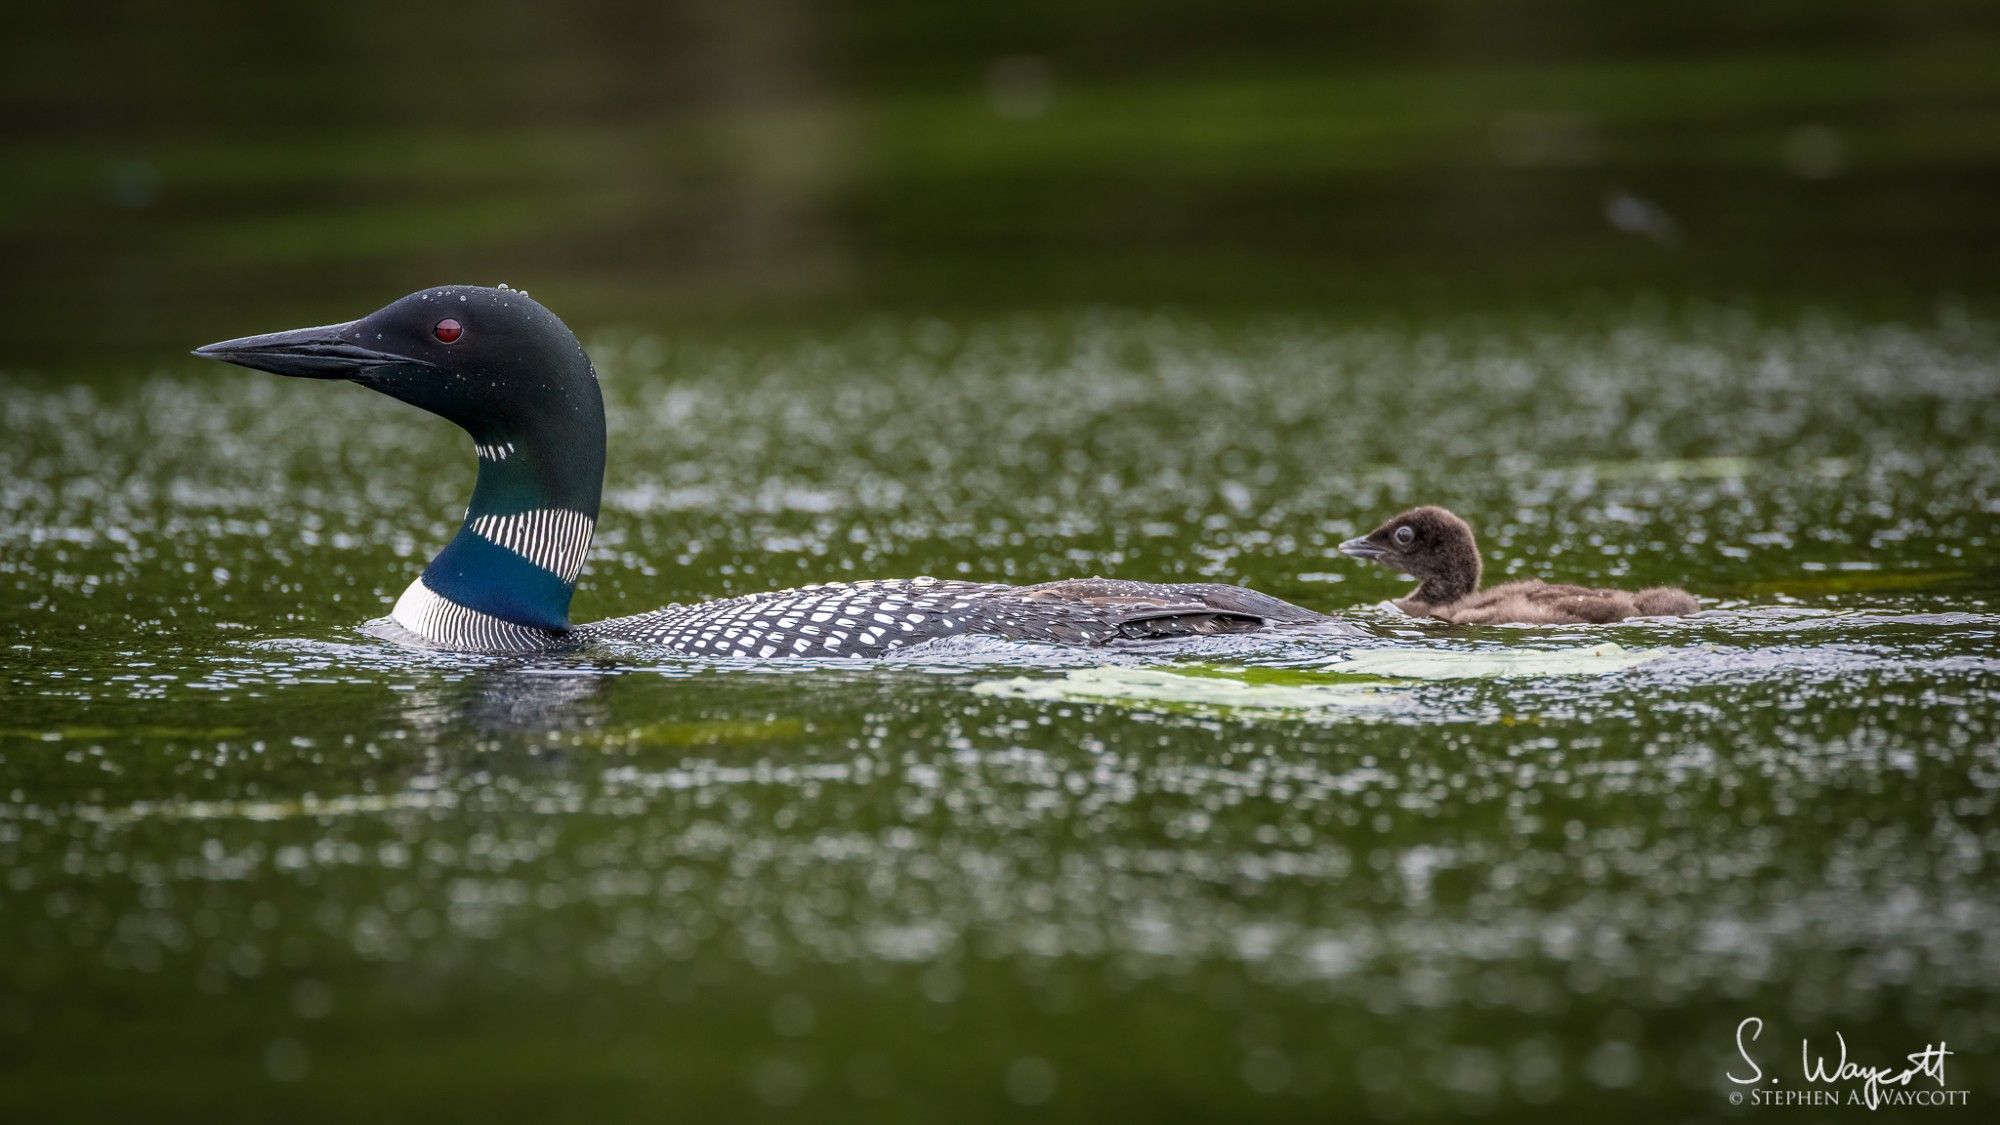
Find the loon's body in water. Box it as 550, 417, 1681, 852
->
1339, 506, 1697, 625
196, 285, 1337, 655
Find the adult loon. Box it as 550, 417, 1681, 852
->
195, 285, 1339, 655
1339, 506, 1698, 625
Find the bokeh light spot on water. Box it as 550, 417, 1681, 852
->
1, 304, 1997, 1115
1004, 1055, 1058, 1105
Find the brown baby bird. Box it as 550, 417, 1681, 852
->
1338, 507, 1697, 625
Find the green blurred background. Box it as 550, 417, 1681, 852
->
5, 0, 1999, 363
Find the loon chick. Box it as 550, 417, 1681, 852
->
194, 285, 1340, 655
1338, 506, 1697, 625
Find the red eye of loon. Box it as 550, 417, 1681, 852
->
433, 318, 463, 343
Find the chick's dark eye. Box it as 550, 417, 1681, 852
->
1393, 525, 1415, 546
433, 318, 463, 344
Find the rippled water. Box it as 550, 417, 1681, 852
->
3, 303, 1997, 1119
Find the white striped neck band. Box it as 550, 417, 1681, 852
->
390, 578, 565, 652
466, 508, 595, 583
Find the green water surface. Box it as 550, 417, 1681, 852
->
3, 305, 1997, 1120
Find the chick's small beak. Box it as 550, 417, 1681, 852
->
1338, 536, 1386, 560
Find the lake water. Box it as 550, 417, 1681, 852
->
3, 302, 1996, 1118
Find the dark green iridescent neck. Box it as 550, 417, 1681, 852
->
418, 376, 607, 630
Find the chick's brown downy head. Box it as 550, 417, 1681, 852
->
1338, 506, 1481, 591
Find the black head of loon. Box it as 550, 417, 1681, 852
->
196, 285, 605, 647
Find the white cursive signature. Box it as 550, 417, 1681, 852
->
1730, 1017, 1955, 1111
1803, 1031, 1952, 1111
1728, 1016, 1767, 1084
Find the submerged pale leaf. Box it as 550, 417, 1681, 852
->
972, 666, 1406, 718
1323, 642, 1667, 679
973, 644, 1668, 718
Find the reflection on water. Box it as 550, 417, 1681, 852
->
350, 656, 621, 737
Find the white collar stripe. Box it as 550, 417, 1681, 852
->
468, 508, 594, 583
390, 578, 558, 652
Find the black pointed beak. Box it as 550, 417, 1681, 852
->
193, 321, 410, 380
1338, 536, 1386, 560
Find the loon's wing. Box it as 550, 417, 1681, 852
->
1010, 578, 1328, 640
